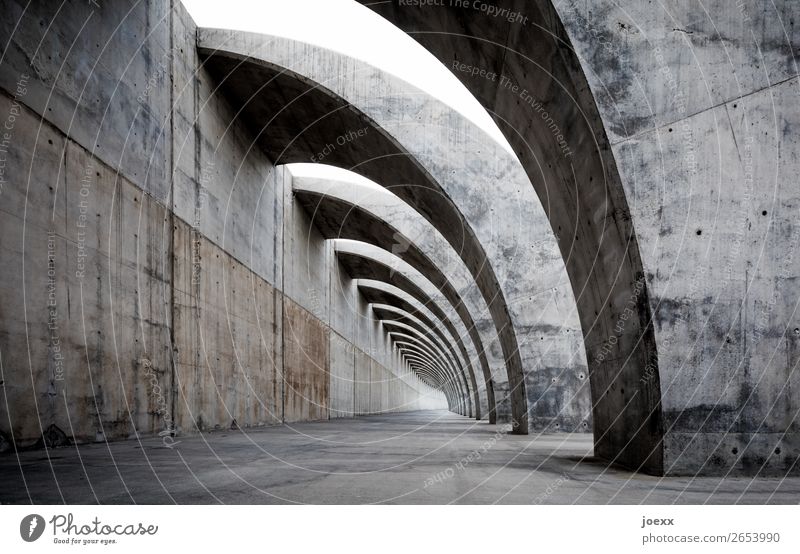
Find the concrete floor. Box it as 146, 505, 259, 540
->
1, 410, 797, 504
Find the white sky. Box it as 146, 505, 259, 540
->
286, 163, 385, 189
182, 0, 513, 162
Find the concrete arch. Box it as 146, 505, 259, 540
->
292, 178, 483, 418
376, 305, 483, 419
358, 280, 494, 420
0, 0, 791, 485
381, 320, 471, 415
335, 244, 513, 422
356, 1, 662, 473
389, 334, 467, 416
403, 355, 454, 397
394, 345, 458, 405
396, 347, 458, 398
372, 304, 474, 402
386, 329, 463, 395
382, 323, 465, 394
333, 240, 508, 421
403, 358, 454, 394
198, 31, 533, 433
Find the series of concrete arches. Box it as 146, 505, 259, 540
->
196, 26, 601, 457
198, 20, 661, 472
351, 0, 799, 476
1, 0, 793, 480
197, 0, 799, 475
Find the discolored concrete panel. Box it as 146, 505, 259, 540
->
283, 298, 330, 423
369, 360, 383, 415
173, 220, 283, 432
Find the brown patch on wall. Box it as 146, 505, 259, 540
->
283, 298, 330, 422
329, 332, 355, 418
173, 219, 282, 432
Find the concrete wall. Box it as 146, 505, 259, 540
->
0, 0, 443, 448
556, 0, 800, 474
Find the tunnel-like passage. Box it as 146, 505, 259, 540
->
198, 31, 547, 433
293, 177, 494, 420
1, 0, 795, 496
357, 280, 494, 420
354, 0, 663, 472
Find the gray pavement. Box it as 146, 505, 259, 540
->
1, 411, 797, 504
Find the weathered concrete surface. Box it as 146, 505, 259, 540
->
196, 37, 527, 430
0, 4, 587, 444
197, 29, 592, 436
0, 95, 174, 443
173, 218, 282, 432
283, 298, 330, 423
357, 0, 800, 476
329, 331, 355, 418
0, 0, 445, 452
2, 0, 793, 480
2, 410, 798, 504
556, 0, 800, 477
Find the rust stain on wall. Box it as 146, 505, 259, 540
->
283, 298, 330, 423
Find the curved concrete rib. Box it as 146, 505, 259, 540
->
398, 348, 456, 397
355, 0, 662, 472
373, 305, 469, 370
378, 308, 477, 419
396, 352, 464, 415
388, 332, 467, 416
386, 330, 462, 395
402, 358, 438, 387
404, 357, 451, 397
293, 178, 484, 418
382, 320, 462, 388
378, 316, 474, 415
338, 246, 509, 421
372, 304, 473, 405
334, 240, 507, 421
358, 280, 493, 420
337, 244, 477, 414
197, 30, 538, 433
394, 345, 456, 402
